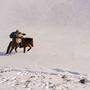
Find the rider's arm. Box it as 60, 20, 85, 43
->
19, 32, 26, 35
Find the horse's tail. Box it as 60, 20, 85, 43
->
31, 38, 34, 47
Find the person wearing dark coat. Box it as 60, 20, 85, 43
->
10, 29, 26, 44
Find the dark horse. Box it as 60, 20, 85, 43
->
6, 38, 34, 54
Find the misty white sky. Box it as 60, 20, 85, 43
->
0, 0, 90, 30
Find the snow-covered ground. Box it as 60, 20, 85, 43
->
0, 26, 90, 90
0, 67, 89, 90
0, 0, 90, 90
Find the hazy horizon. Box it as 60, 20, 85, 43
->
0, 0, 90, 30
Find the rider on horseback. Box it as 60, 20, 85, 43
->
6, 30, 33, 54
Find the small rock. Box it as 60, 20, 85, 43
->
61, 75, 66, 79
79, 79, 86, 84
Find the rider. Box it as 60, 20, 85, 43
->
10, 29, 26, 44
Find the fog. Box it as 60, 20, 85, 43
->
0, 0, 90, 30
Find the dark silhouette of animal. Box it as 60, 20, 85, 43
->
6, 38, 34, 54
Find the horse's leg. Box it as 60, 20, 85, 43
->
15, 48, 17, 52
15, 44, 19, 52
27, 44, 32, 51
6, 41, 12, 54
27, 47, 31, 51
9, 41, 16, 53
9, 45, 15, 53
15, 47, 17, 52
31, 39, 34, 47
23, 46, 26, 53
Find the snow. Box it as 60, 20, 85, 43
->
0, 67, 89, 90
0, 0, 90, 90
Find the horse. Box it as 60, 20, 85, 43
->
6, 37, 34, 54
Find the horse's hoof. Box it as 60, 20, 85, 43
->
6, 52, 9, 54
27, 47, 31, 51
27, 49, 30, 51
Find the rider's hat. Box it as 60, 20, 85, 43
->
16, 29, 19, 32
